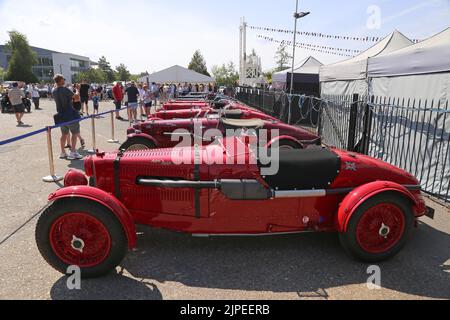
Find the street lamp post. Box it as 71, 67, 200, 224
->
288, 0, 310, 124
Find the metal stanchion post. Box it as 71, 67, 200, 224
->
88, 116, 97, 154
108, 111, 119, 143
42, 127, 63, 183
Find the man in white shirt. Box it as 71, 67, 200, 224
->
7, 82, 26, 126
31, 84, 41, 110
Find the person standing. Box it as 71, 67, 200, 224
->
52, 74, 83, 160
137, 83, 146, 118
92, 91, 100, 116
125, 81, 139, 123
8, 83, 26, 126
112, 82, 124, 120
142, 84, 153, 117
79, 79, 90, 116
31, 84, 41, 110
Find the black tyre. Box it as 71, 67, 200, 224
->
277, 140, 303, 150
339, 193, 414, 263
120, 137, 156, 151
36, 199, 128, 278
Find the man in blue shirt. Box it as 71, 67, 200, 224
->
52, 74, 83, 160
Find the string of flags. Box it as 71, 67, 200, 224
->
249, 25, 421, 43
257, 35, 361, 55
257, 35, 356, 57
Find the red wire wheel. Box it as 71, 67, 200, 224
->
355, 204, 405, 254
50, 213, 112, 268
36, 200, 128, 278
339, 193, 414, 262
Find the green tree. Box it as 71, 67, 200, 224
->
274, 43, 292, 72
263, 71, 273, 83
188, 50, 210, 76
74, 68, 106, 84
211, 62, 239, 87
4, 31, 38, 83
115, 63, 131, 81
97, 56, 115, 82
0, 67, 5, 82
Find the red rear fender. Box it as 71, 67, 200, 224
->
48, 186, 137, 248
336, 181, 424, 232
127, 132, 159, 148
266, 136, 304, 149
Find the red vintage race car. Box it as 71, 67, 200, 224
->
120, 117, 321, 151
162, 101, 210, 110
153, 106, 278, 122
35, 136, 433, 278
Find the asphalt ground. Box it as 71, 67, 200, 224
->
0, 99, 449, 300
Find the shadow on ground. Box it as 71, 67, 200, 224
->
50, 220, 450, 300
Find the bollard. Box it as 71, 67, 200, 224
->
108, 111, 119, 143
42, 127, 63, 183
88, 116, 97, 154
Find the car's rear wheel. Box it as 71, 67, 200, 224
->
339, 193, 414, 262
120, 137, 156, 151
36, 200, 128, 278
278, 140, 303, 150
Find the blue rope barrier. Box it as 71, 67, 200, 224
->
0, 105, 131, 146
0, 128, 48, 146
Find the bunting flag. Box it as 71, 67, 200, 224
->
249, 26, 421, 43
257, 35, 356, 57
257, 35, 361, 54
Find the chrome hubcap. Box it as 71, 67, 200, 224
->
379, 223, 391, 238
71, 235, 85, 253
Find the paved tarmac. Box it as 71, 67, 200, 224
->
0, 99, 449, 300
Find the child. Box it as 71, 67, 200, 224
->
92, 91, 100, 116
143, 85, 153, 117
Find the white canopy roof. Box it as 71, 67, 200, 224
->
139, 65, 214, 84
320, 31, 413, 82
273, 56, 323, 79
368, 27, 450, 78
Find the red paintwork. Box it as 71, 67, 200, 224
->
64, 169, 88, 187
162, 101, 209, 110
46, 137, 425, 243
50, 213, 112, 267
48, 186, 137, 248
126, 118, 321, 149
355, 203, 405, 254
336, 180, 423, 232
153, 107, 277, 122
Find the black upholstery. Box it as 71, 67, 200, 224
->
261, 147, 341, 190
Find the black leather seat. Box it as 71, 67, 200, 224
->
261, 147, 341, 190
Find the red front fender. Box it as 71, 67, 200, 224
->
48, 186, 137, 249
336, 181, 424, 233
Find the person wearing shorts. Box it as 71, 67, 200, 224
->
79, 80, 90, 116
52, 74, 83, 160
112, 82, 124, 120
143, 84, 153, 117
125, 81, 140, 123
7, 83, 26, 126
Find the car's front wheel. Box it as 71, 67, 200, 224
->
120, 137, 156, 151
339, 193, 414, 262
36, 199, 128, 278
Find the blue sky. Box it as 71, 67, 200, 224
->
0, 0, 449, 73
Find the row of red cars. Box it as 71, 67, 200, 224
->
35, 95, 433, 278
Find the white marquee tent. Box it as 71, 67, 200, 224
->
272, 56, 323, 93
273, 56, 323, 83
368, 27, 450, 104
319, 31, 413, 97
139, 65, 214, 84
